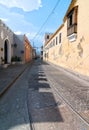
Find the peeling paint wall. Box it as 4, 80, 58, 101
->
43, 0, 89, 76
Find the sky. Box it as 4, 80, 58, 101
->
0, 0, 71, 52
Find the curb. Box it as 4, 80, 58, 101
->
46, 61, 89, 83
0, 62, 33, 98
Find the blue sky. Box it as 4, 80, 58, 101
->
0, 0, 71, 51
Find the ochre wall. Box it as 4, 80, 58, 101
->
24, 36, 33, 63
43, 0, 89, 76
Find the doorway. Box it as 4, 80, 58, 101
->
4, 39, 9, 64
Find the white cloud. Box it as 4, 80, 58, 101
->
0, 0, 42, 11
0, 18, 8, 22
14, 31, 23, 35
26, 32, 36, 39
26, 32, 43, 45
1, 10, 36, 32
0, 2, 43, 47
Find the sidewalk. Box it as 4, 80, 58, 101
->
0, 62, 32, 97
48, 61, 89, 83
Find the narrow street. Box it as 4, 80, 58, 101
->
0, 0, 89, 130
0, 60, 89, 130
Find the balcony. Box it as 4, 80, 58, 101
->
67, 23, 77, 36
67, 24, 77, 42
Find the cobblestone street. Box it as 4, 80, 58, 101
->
0, 60, 89, 130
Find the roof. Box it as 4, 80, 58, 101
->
44, 24, 64, 46
63, 0, 77, 22
44, 0, 77, 47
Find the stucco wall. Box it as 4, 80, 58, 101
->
13, 34, 25, 62
13, 34, 33, 63
43, 0, 89, 76
0, 20, 13, 64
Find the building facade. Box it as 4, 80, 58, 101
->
0, 20, 13, 65
43, 0, 89, 76
24, 35, 33, 62
0, 20, 33, 65
13, 34, 33, 63
44, 33, 53, 45
40, 46, 43, 60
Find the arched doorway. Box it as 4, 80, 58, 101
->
4, 40, 8, 63
4, 39, 11, 64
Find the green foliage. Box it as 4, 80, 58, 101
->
1, 57, 4, 62
11, 56, 21, 62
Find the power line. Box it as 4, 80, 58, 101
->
32, 0, 61, 41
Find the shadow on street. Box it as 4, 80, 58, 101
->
27, 59, 64, 124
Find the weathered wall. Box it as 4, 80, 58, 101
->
13, 34, 33, 63
43, 0, 89, 76
0, 20, 13, 64
24, 35, 33, 62
13, 34, 25, 62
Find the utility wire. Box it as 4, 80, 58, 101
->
32, 0, 61, 41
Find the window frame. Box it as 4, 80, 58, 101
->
59, 33, 62, 44
56, 36, 58, 45
67, 6, 78, 36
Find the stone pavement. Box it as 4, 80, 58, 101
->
27, 60, 89, 130
0, 62, 33, 97
1, 60, 89, 99
0, 60, 89, 130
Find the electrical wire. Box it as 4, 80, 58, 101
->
32, 0, 61, 41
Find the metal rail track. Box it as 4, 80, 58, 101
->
49, 78, 89, 127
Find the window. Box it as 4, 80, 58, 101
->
67, 10, 74, 28
59, 33, 62, 43
47, 35, 49, 39
56, 37, 58, 45
69, 14, 73, 26
67, 6, 78, 37
53, 39, 55, 46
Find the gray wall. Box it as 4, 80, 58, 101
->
13, 34, 25, 62
0, 20, 14, 64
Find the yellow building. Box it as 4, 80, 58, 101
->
24, 35, 33, 62
43, 0, 89, 76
